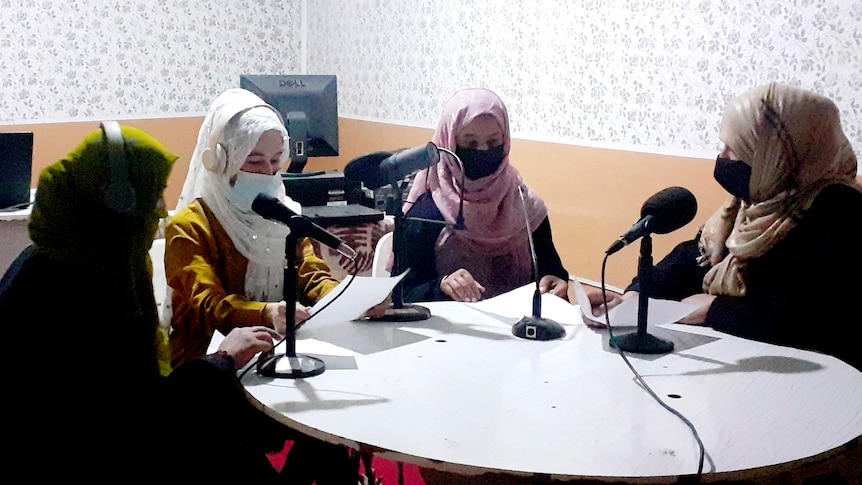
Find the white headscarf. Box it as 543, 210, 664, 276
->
168, 88, 301, 312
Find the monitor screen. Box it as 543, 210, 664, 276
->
239, 74, 339, 173
0, 131, 34, 210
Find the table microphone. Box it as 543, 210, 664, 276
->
606, 186, 697, 354
344, 143, 440, 189
606, 186, 697, 255
511, 186, 565, 341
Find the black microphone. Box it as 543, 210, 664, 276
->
606, 186, 697, 255
251, 194, 357, 260
511, 186, 565, 341
344, 142, 440, 189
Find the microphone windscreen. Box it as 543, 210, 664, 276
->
251, 193, 297, 222
378, 143, 439, 184
640, 186, 698, 234
344, 151, 397, 189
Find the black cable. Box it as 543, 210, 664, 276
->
599, 253, 706, 479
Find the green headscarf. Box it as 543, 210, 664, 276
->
29, 125, 178, 375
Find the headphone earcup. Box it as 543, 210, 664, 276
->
100, 121, 136, 214
201, 142, 228, 173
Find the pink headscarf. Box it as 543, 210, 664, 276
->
405, 88, 549, 298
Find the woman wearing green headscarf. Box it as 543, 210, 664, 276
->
0, 123, 284, 481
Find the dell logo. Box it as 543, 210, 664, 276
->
279, 78, 306, 88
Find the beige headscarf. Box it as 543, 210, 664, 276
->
699, 82, 859, 296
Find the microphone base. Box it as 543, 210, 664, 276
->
610, 332, 674, 354
370, 303, 432, 322
257, 353, 326, 379
512, 316, 565, 341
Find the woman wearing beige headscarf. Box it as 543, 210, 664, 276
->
586, 82, 861, 370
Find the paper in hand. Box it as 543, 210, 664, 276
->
304, 270, 407, 328
572, 277, 697, 327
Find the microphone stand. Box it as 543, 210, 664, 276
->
511, 186, 565, 341
609, 234, 674, 354
372, 183, 432, 321
257, 233, 326, 378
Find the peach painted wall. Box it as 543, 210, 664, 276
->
6, 119, 859, 289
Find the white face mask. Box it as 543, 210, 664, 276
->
230, 171, 283, 212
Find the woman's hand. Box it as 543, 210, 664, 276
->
218, 326, 280, 369
364, 295, 392, 319
264, 301, 311, 335
677, 293, 715, 324
580, 288, 634, 328
264, 301, 288, 335
294, 303, 312, 326
539, 275, 569, 299
440, 268, 485, 302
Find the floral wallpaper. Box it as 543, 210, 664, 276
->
2, 0, 860, 172
308, 0, 862, 170
0, 0, 302, 121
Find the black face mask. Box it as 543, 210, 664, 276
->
714, 156, 752, 202
455, 145, 505, 180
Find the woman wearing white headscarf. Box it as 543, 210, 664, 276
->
164, 88, 363, 484
164, 88, 340, 367
586, 82, 862, 370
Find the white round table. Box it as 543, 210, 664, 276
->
239, 286, 862, 484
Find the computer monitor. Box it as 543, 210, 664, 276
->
240, 74, 339, 173
0, 132, 34, 210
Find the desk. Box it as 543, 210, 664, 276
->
0, 189, 35, 276
240, 288, 862, 484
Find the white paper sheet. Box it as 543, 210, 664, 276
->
463, 283, 582, 326
302, 270, 407, 328
571, 277, 698, 327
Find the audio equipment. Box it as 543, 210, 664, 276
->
200, 102, 284, 173
100, 121, 136, 214
511, 186, 565, 340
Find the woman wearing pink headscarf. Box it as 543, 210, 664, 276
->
401, 88, 569, 302
585, 82, 862, 371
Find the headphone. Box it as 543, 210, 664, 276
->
100, 121, 136, 214
200, 104, 285, 174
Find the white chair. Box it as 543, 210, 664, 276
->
371, 231, 393, 277
149, 238, 167, 315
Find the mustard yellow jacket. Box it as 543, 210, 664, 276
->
166, 198, 338, 367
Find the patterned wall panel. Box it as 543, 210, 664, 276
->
2, 0, 860, 171
307, 0, 862, 166
0, 0, 302, 122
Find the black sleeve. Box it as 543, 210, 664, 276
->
533, 217, 569, 281
705, 185, 862, 370
400, 194, 450, 303
400, 219, 449, 303
625, 236, 709, 300
167, 354, 289, 454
